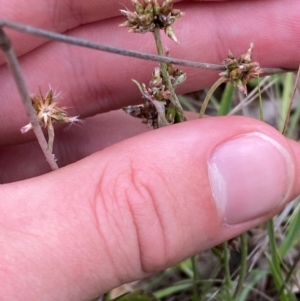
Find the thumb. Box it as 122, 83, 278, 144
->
1, 116, 299, 301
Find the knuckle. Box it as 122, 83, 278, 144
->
124, 162, 169, 273
93, 157, 171, 276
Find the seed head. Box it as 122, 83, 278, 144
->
120, 0, 184, 41
220, 43, 262, 95
21, 87, 79, 134
123, 63, 186, 128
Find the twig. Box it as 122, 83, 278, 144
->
47, 122, 55, 154
0, 27, 58, 170
0, 19, 292, 75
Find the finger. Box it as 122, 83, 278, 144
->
1, 0, 176, 63
1, 0, 299, 144
0, 110, 151, 183
0, 110, 196, 183
1, 116, 300, 300
1, 0, 228, 61
0, 0, 255, 59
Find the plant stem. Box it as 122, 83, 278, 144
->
281, 66, 300, 135
274, 249, 300, 301
152, 28, 186, 122
0, 27, 58, 170
267, 219, 289, 301
223, 241, 232, 299
218, 82, 234, 116
199, 77, 227, 117
0, 19, 292, 74
47, 122, 55, 154
191, 255, 200, 301
233, 232, 248, 300
257, 76, 264, 121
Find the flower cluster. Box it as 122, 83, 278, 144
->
21, 88, 79, 134
220, 43, 262, 95
123, 64, 186, 128
120, 0, 184, 42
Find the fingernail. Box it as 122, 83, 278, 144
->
208, 132, 295, 225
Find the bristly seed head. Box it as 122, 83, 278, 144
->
21, 87, 80, 134
119, 0, 184, 42
220, 43, 262, 95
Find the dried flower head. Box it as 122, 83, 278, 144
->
21, 87, 79, 153
220, 43, 262, 95
119, 0, 184, 42
21, 88, 79, 133
123, 63, 186, 128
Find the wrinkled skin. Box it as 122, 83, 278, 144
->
0, 1, 300, 300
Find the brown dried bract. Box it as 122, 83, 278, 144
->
123, 63, 186, 128
220, 43, 262, 95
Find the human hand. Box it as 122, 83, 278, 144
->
0, 0, 300, 300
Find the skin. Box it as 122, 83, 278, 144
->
0, 0, 300, 300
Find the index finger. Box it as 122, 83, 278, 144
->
0, 0, 238, 64
0, 0, 299, 145
0, 0, 186, 64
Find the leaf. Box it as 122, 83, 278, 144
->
111, 290, 159, 301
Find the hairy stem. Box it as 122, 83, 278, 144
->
153, 28, 186, 122
0, 27, 58, 170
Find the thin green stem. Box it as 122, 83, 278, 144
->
274, 250, 300, 301
280, 73, 294, 132
281, 66, 300, 135
223, 241, 232, 300
218, 82, 234, 116
233, 233, 248, 300
152, 28, 186, 122
191, 255, 200, 301
267, 219, 289, 301
199, 77, 227, 117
